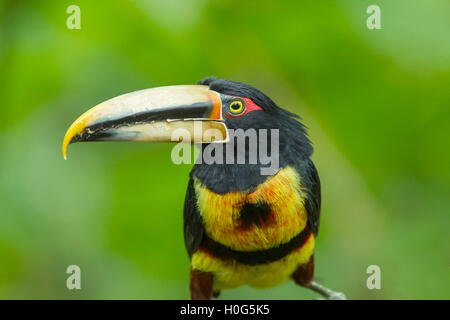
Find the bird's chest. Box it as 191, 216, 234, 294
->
193, 166, 308, 251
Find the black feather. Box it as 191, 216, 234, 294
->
297, 159, 321, 236
183, 179, 204, 257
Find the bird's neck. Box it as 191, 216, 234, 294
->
190, 135, 308, 194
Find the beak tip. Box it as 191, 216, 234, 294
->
62, 136, 72, 160
63, 116, 88, 161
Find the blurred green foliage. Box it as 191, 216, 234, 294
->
0, 0, 449, 299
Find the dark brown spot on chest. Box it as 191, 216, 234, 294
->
238, 202, 272, 229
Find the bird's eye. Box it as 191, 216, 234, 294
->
228, 100, 244, 114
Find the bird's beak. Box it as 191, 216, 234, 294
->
62, 85, 227, 159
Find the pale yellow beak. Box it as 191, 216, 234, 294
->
62, 85, 227, 159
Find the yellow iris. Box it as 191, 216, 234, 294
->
229, 100, 244, 114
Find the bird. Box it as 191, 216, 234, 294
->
62, 77, 345, 300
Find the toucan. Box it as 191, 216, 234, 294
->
63, 77, 345, 300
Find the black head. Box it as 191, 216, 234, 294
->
198, 77, 312, 157
189, 77, 314, 193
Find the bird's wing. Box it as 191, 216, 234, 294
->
303, 159, 321, 236
183, 178, 204, 258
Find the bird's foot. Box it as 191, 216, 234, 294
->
327, 291, 346, 300
309, 281, 346, 300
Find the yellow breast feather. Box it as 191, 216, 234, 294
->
193, 166, 308, 251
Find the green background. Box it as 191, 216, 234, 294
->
0, 0, 449, 299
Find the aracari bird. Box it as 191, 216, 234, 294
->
63, 77, 345, 300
